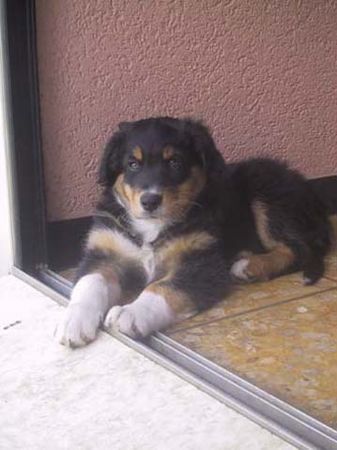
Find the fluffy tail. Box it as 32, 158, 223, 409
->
329, 214, 337, 250
302, 214, 336, 284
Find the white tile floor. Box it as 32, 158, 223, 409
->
0, 275, 296, 450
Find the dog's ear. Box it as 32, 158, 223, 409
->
182, 118, 226, 175
118, 121, 135, 133
98, 127, 126, 186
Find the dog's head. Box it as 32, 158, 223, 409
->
99, 117, 224, 221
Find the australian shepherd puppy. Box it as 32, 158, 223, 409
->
56, 117, 331, 347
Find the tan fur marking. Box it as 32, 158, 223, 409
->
94, 263, 119, 285
124, 183, 142, 214
115, 166, 206, 220
162, 167, 206, 220
159, 232, 214, 266
155, 232, 214, 281
132, 146, 143, 161
87, 228, 121, 254
86, 228, 145, 302
147, 282, 195, 317
99, 263, 142, 304
244, 244, 295, 280
86, 228, 139, 260
114, 174, 143, 216
114, 174, 128, 204
84, 257, 143, 305
252, 200, 278, 249
162, 146, 175, 160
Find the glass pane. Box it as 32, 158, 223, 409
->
35, 0, 337, 434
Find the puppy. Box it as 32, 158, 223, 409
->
56, 117, 331, 347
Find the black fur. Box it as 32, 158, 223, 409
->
170, 244, 232, 311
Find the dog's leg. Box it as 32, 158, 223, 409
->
230, 244, 295, 282
105, 246, 230, 338
231, 200, 297, 283
56, 272, 121, 347
56, 226, 147, 347
105, 231, 231, 339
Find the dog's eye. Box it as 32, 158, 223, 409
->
128, 158, 141, 171
168, 156, 183, 171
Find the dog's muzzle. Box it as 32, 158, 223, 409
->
140, 193, 163, 212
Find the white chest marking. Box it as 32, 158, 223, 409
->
140, 244, 156, 283
132, 218, 164, 243
131, 218, 165, 283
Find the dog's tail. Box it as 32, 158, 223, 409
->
302, 214, 336, 284
329, 214, 337, 250
303, 261, 324, 285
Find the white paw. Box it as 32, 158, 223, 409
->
55, 304, 101, 347
230, 258, 250, 281
55, 273, 117, 348
104, 292, 174, 339
104, 305, 144, 338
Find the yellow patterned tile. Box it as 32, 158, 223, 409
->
171, 289, 337, 428
326, 251, 337, 281
168, 274, 336, 333
325, 215, 337, 281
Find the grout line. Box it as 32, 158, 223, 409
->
324, 275, 337, 283
168, 285, 337, 335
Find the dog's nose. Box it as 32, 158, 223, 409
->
140, 193, 162, 212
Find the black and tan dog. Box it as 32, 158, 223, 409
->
56, 117, 331, 347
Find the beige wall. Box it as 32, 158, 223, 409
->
36, 0, 337, 221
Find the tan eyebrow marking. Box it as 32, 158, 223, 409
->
132, 146, 143, 161
162, 146, 175, 160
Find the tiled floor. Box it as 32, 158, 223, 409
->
166, 252, 337, 429
59, 251, 337, 430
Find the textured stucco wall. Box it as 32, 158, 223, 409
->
36, 0, 337, 221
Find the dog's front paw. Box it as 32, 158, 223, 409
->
104, 305, 147, 339
55, 304, 101, 347
104, 292, 174, 339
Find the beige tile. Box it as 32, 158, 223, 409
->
326, 252, 337, 281
325, 214, 337, 280
168, 274, 336, 333
171, 289, 337, 428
